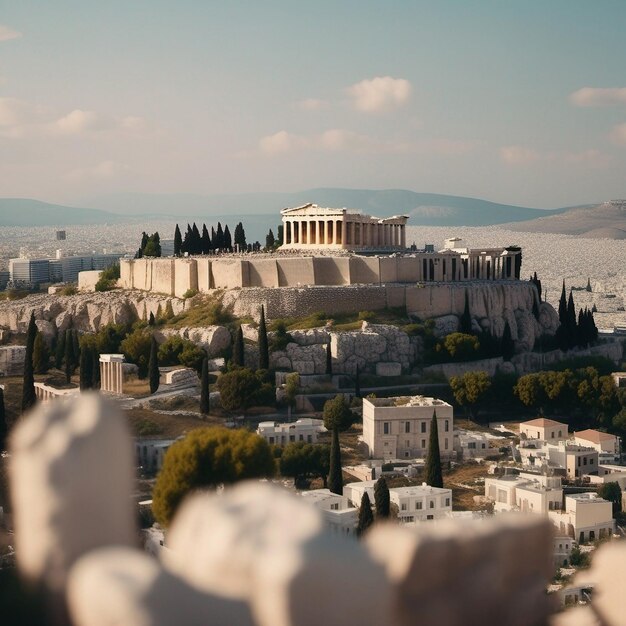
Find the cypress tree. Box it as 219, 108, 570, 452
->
586, 278, 592, 293
0, 387, 7, 452
577, 309, 586, 347
174, 224, 182, 256
55, 328, 66, 369
567, 290, 577, 348
374, 476, 390, 519
149, 312, 155, 326
92, 349, 101, 389
357, 492, 374, 537
215, 222, 224, 250
460, 291, 472, 334
64, 329, 74, 384
326, 341, 332, 376
276, 224, 284, 246
79, 345, 93, 390
224, 225, 232, 252
72, 330, 81, 370
21, 312, 37, 412
425, 411, 443, 488
191, 223, 201, 255
354, 364, 361, 398
200, 357, 210, 415
328, 427, 343, 495
501, 321, 515, 361
201, 224, 211, 254
232, 325, 244, 367
32, 332, 50, 374
265, 229, 275, 250
258, 305, 269, 370
140, 232, 149, 254
149, 336, 160, 394
164, 300, 175, 320
558, 281, 567, 326
211, 226, 217, 250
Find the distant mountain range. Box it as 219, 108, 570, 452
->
1, 189, 564, 228
1, 191, 624, 239
0, 198, 123, 227
505, 200, 626, 239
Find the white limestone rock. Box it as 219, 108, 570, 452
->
165, 482, 393, 626
241, 322, 259, 343
365, 515, 555, 626
9, 393, 136, 592
156, 325, 231, 357
35, 319, 57, 346
67, 547, 254, 626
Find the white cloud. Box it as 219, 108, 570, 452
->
570, 87, 626, 107
346, 76, 411, 113
296, 98, 329, 111
0, 96, 148, 138
500, 145, 610, 168
500, 145, 541, 165
610, 122, 626, 146
257, 128, 411, 156
66, 160, 129, 182
0, 24, 22, 42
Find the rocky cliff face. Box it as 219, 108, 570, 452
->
0, 291, 186, 336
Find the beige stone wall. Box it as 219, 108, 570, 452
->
119, 260, 134, 289
313, 257, 350, 285
349, 257, 379, 284
396, 257, 420, 283
276, 257, 315, 286
78, 270, 103, 292
379, 257, 398, 283
211, 258, 247, 289
247, 258, 279, 287
174, 259, 198, 298
152, 258, 175, 295
196, 258, 212, 292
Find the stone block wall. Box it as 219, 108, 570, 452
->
174, 258, 199, 298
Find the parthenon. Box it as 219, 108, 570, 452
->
280, 204, 408, 250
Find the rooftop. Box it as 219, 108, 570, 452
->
366, 395, 451, 409
521, 417, 567, 428
574, 429, 617, 443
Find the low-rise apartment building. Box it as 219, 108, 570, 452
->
454, 430, 492, 460
549, 493, 615, 543
257, 418, 326, 445
344, 480, 452, 524
136, 438, 177, 473
484, 472, 563, 514
299, 489, 358, 536
362, 395, 453, 461
548, 443, 599, 479
574, 429, 621, 463
519, 417, 568, 442
553, 536, 575, 569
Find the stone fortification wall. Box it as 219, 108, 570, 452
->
119, 253, 521, 295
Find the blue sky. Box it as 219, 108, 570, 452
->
1, 1, 626, 208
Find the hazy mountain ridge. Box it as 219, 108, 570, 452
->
1, 189, 571, 228
505, 200, 626, 239
0, 199, 125, 227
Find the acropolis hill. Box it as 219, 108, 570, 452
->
112, 204, 548, 337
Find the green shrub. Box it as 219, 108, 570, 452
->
358, 311, 376, 321
61, 284, 78, 296
152, 427, 275, 526
182, 288, 198, 299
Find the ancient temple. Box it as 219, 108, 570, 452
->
280, 204, 408, 250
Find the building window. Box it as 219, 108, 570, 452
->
383, 422, 390, 435
444, 439, 448, 450
583, 457, 587, 465
269, 436, 274, 444
445, 420, 449, 432
421, 422, 426, 433
330, 503, 339, 510
445, 498, 450, 507
429, 501, 434, 509
551, 432, 555, 439
558, 430, 562, 437
405, 421, 411, 433
307, 435, 312, 443
299, 434, 304, 441
481, 443, 486, 449
422, 439, 426, 448
590, 458, 594, 464
401, 503, 407, 511
468, 442, 476, 449
427, 515, 434, 520
290, 435, 295, 442
405, 451, 409, 458
416, 502, 422, 510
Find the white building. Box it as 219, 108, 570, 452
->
33, 382, 80, 404
362, 395, 454, 461
520, 417, 568, 442
299, 489, 358, 536
454, 429, 492, 460
574, 429, 621, 463
484, 472, 563, 515
344, 480, 452, 524
517, 440, 599, 479
9, 258, 50, 285
257, 418, 326, 445
549, 493, 615, 543
553, 536, 575, 569
280, 204, 408, 250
